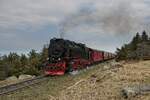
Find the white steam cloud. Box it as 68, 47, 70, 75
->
59, 0, 148, 38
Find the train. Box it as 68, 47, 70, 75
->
44, 38, 115, 75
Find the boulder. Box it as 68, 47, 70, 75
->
69, 70, 79, 75
18, 74, 33, 80
6, 76, 18, 82
122, 84, 150, 98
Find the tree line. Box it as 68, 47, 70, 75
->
0, 45, 48, 80
116, 31, 150, 61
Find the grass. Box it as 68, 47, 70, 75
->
0, 61, 109, 100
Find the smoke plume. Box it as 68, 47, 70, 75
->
59, 0, 145, 38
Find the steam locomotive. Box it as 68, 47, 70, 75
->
44, 38, 115, 75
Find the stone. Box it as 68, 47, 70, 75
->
18, 74, 33, 80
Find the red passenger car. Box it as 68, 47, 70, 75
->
90, 49, 103, 62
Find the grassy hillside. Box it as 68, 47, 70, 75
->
1, 60, 150, 100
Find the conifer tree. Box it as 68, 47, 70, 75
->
41, 44, 48, 62
116, 30, 150, 61
130, 32, 141, 50
20, 54, 28, 66
142, 30, 148, 42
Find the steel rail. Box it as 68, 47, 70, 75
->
0, 75, 48, 95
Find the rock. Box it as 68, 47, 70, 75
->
18, 74, 33, 80
122, 84, 150, 99
32, 75, 36, 78
122, 87, 138, 98
69, 70, 79, 75
6, 76, 18, 82
90, 74, 97, 78
103, 65, 110, 70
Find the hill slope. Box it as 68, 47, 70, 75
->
59, 60, 150, 100
1, 60, 150, 100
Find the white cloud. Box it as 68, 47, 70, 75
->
1, 0, 150, 31
0, 0, 150, 53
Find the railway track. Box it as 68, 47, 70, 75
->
0, 75, 48, 95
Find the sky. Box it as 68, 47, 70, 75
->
0, 0, 150, 55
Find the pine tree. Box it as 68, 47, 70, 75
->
20, 54, 28, 66
27, 49, 40, 75
116, 30, 150, 61
116, 45, 128, 61
135, 32, 142, 43
130, 32, 141, 51
142, 30, 148, 42
41, 44, 48, 62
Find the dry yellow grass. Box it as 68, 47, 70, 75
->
58, 60, 150, 100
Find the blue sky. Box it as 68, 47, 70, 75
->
0, 0, 150, 55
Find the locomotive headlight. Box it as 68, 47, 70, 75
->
58, 58, 61, 61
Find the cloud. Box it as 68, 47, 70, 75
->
0, 0, 150, 53
59, 0, 150, 38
